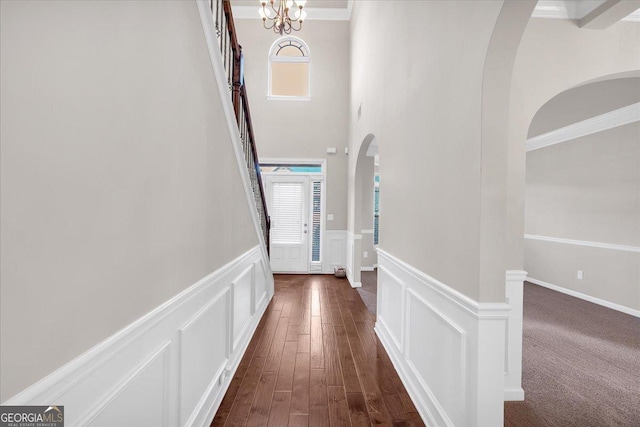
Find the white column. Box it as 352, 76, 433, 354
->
504, 270, 527, 401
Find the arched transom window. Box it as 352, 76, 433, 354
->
269, 36, 310, 99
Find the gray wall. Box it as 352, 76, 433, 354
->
234, 19, 350, 231
528, 77, 640, 137
0, 0, 259, 401
506, 18, 640, 276
348, 0, 505, 301
525, 119, 640, 311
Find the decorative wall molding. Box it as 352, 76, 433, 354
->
527, 277, 640, 318
322, 230, 347, 274
524, 234, 640, 253
3, 246, 274, 426
360, 229, 374, 234
504, 270, 526, 402
526, 102, 640, 152
346, 231, 362, 288
377, 265, 406, 352
375, 249, 509, 427
197, 0, 273, 267
532, 1, 640, 22
377, 250, 511, 319
235, 1, 640, 23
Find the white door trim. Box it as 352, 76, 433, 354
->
260, 158, 327, 272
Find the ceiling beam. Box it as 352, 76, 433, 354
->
579, 0, 640, 29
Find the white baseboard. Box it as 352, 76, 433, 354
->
3, 246, 274, 427
526, 277, 640, 318
361, 266, 375, 272
376, 249, 509, 427
375, 322, 439, 426
504, 388, 525, 401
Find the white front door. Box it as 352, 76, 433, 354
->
266, 175, 310, 273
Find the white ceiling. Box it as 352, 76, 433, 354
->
232, 0, 640, 22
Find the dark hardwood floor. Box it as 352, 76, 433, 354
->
212, 274, 424, 426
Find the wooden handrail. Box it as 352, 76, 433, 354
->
240, 83, 271, 243
214, 0, 271, 254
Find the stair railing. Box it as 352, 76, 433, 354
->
210, 0, 271, 255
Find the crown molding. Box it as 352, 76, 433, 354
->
232, 4, 351, 21
532, 0, 640, 22
526, 102, 640, 152
236, 1, 637, 22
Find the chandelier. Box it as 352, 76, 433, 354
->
259, 0, 307, 34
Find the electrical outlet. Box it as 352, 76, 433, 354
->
577, 270, 583, 280
364, 251, 368, 258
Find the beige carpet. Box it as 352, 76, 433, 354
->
504, 283, 640, 426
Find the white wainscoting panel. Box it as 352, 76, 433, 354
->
3, 245, 274, 427
346, 233, 354, 280
232, 266, 254, 350
377, 266, 405, 351
254, 260, 267, 313
504, 270, 526, 401
322, 230, 347, 274
406, 289, 466, 426
83, 343, 171, 427
375, 249, 510, 427
346, 232, 362, 288
179, 289, 230, 425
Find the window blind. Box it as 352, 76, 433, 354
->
271, 182, 304, 244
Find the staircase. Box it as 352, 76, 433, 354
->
209, 0, 271, 254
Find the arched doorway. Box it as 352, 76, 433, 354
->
505, 75, 640, 426
354, 136, 379, 314
346, 133, 378, 290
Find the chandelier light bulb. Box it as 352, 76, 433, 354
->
294, 9, 307, 22
258, 7, 273, 19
